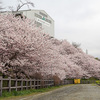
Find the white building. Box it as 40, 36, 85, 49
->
1, 10, 54, 37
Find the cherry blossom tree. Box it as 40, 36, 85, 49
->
0, 14, 100, 80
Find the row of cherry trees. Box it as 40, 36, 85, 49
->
0, 14, 100, 80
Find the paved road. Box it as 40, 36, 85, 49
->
20, 84, 100, 100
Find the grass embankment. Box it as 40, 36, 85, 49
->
0, 84, 73, 100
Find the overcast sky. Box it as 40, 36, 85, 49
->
2, 0, 100, 58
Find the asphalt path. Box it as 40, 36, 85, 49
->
18, 84, 100, 100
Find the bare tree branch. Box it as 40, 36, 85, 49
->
8, 0, 34, 12
18, 0, 24, 4
16, 0, 34, 11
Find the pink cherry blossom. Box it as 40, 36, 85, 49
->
0, 14, 100, 80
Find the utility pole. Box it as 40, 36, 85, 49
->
86, 49, 88, 54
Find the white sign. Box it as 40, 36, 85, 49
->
36, 18, 50, 27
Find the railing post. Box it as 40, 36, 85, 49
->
0, 76, 2, 96
26, 80, 28, 90
21, 79, 23, 90
30, 79, 32, 89
15, 79, 17, 91
34, 79, 36, 89
8, 77, 11, 92
52, 80, 54, 86
42, 79, 44, 88
40, 79, 44, 88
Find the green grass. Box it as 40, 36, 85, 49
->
81, 77, 99, 80
0, 85, 73, 100
96, 80, 100, 84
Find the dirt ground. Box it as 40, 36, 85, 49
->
8, 84, 100, 100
